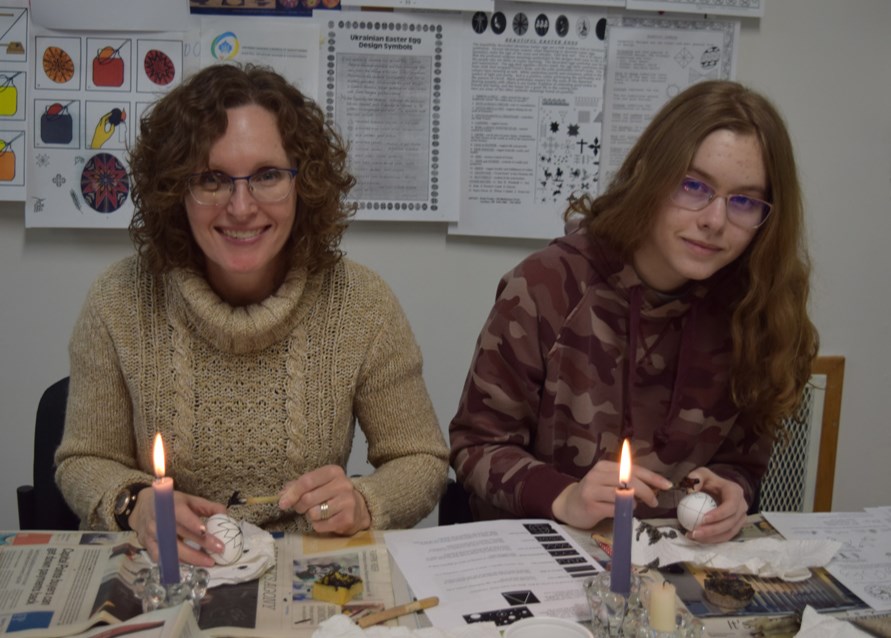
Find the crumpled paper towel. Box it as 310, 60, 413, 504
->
630, 519, 841, 581
794, 606, 873, 638
203, 520, 275, 587
171, 520, 274, 588
312, 614, 502, 638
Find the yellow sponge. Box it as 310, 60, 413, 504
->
311, 569, 364, 606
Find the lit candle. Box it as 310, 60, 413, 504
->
649, 581, 678, 632
152, 433, 180, 586
610, 439, 633, 595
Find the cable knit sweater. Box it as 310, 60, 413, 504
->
55, 255, 448, 533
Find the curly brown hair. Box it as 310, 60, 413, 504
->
566, 80, 818, 440
128, 63, 355, 276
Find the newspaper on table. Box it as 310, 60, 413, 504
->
0, 529, 395, 637
65, 604, 203, 638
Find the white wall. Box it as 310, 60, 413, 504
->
2, 0, 889, 531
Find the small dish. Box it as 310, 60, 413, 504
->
503, 616, 594, 638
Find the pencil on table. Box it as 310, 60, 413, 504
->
356, 596, 439, 628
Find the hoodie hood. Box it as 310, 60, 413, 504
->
552, 225, 731, 446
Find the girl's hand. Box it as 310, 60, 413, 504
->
683, 467, 747, 543
552, 460, 672, 529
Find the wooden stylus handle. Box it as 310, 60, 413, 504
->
356, 596, 439, 628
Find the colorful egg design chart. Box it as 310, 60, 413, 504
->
144, 49, 175, 86
0, 140, 15, 181
93, 45, 124, 87
108, 108, 126, 126
0, 74, 18, 116
43, 46, 75, 84
81, 153, 130, 213
40, 102, 73, 144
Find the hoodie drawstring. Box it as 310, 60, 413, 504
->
623, 286, 696, 447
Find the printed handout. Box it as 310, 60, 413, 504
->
385, 519, 603, 629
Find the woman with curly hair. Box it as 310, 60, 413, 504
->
450, 80, 818, 543
56, 64, 448, 566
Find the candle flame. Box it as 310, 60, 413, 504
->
619, 439, 631, 485
152, 433, 165, 478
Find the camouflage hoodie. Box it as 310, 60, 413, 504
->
449, 226, 770, 521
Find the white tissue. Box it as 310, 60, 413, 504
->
629, 519, 841, 581
794, 605, 873, 638
204, 519, 275, 587
312, 614, 502, 638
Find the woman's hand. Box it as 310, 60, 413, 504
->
551, 460, 672, 529
280, 465, 372, 536
684, 467, 747, 543
128, 488, 228, 568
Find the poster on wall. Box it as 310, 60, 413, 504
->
450, 2, 609, 239
189, 0, 342, 16
198, 16, 320, 101
25, 25, 187, 228
341, 0, 492, 10
599, 15, 739, 188
30, 0, 190, 32
319, 10, 462, 222
0, 2, 29, 202
626, 0, 764, 19
512, 0, 623, 5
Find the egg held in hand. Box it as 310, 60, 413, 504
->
676, 492, 717, 531
205, 513, 245, 565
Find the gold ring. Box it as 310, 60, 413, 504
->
319, 501, 330, 520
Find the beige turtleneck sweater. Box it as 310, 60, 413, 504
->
55, 255, 448, 533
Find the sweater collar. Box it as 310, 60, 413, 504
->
166, 264, 321, 354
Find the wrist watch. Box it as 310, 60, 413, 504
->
113, 483, 150, 531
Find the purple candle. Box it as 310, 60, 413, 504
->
152, 433, 180, 586
610, 439, 633, 595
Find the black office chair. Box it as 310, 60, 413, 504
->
17, 377, 81, 530
437, 478, 474, 526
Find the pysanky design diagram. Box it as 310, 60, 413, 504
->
43, 46, 75, 84
205, 513, 245, 565
676, 491, 717, 531
144, 49, 175, 86
80, 153, 130, 213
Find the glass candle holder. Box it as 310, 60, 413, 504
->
133, 564, 210, 620
584, 572, 644, 637
639, 608, 704, 638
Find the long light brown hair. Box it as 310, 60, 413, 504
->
567, 80, 818, 439
129, 63, 355, 276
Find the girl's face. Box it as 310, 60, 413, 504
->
184, 104, 298, 305
632, 129, 767, 292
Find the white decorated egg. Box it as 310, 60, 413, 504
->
205, 513, 244, 565
676, 492, 717, 531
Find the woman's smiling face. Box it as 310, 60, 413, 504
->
184, 104, 298, 305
